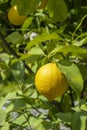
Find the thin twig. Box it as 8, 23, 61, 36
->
69, 86, 74, 107
0, 31, 19, 57
0, 30, 34, 74
23, 113, 33, 130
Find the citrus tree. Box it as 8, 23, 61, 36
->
0, 0, 87, 130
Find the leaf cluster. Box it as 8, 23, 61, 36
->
0, 0, 87, 130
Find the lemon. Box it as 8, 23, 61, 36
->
35, 63, 68, 101
7, 5, 27, 26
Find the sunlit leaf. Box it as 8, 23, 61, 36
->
0, 82, 18, 97
29, 117, 45, 130
11, 47, 45, 64
0, 62, 10, 80
13, 114, 28, 126
26, 33, 61, 49
0, 122, 10, 130
5, 92, 17, 100
22, 17, 33, 30
73, 37, 87, 46
0, 97, 6, 109
0, 109, 6, 125
80, 104, 87, 112
71, 111, 87, 130
49, 45, 87, 58
28, 46, 45, 55
5, 98, 30, 113
0, 53, 10, 63
29, 89, 37, 99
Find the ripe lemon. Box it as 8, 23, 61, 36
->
7, 5, 27, 26
35, 63, 68, 101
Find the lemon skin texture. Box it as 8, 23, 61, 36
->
7, 6, 27, 26
35, 63, 68, 101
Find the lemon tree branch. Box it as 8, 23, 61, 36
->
0, 30, 34, 74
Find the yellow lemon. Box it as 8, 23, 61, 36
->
7, 5, 27, 26
35, 63, 68, 101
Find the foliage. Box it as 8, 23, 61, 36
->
0, 0, 87, 130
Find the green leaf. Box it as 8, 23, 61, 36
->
0, 93, 18, 113
0, 71, 6, 80
0, 53, 10, 63
0, 109, 6, 125
57, 112, 73, 123
11, 61, 25, 83
58, 60, 83, 97
72, 15, 87, 41
48, 0, 68, 22
48, 44, 63, 57
5, 92, 17, 100
12, 0, 40, 15
29, 89, 37, 99
47, 41, 57, 53
0, 97, 6, 109
78, 64, 87, 81
80, 104, 87, 112
26, 33, 61, 50
6, 31, 24, 45
28, 46, 45, 55
22, 17, 33, 30
0, 82, 18, 97
11, 54, 31, 64
0, 62, 10, 80
71, 111, 87, 130
73, 32, 87, 46
11, 46, 45, 64
49, 45, 87, 58
27, 46, 41, 55
13, 114, 28, 126
0, 122, 10, 130
73, 37, 87, 46
29, 117, 45, 130
5, 98, 30, 113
